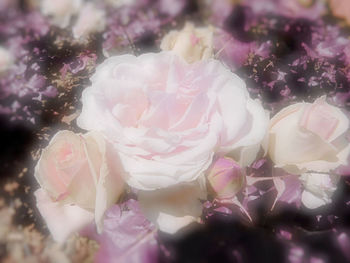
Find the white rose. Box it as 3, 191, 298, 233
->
160, 22, 214, 63
300, 172, 339, 209
34, 130, 124, 242
266, 96, 350, 174
72, 3, 106, 39
77, 52, 267, 190
40, 0, 82, 28
138, 178, 206, 234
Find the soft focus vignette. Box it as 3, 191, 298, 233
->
1, 0, 350, 262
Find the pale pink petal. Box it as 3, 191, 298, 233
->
300, 97, 340, 140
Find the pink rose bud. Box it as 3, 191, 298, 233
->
207, 157, 245, 199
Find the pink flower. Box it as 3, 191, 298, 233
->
207, 157, 245, 199
77, 52, 268, 190
34, 130, 124, 242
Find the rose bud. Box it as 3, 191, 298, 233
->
266, 96, 350, 175
34, 130, 124, 242
207, 157, 245, 199
160, 22, 213, 63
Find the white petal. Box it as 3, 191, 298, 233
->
231, 99, 269, 149
223, 99, 269, 165
301, 190, 330, 209
87, 132, 125, 232
269, 105, 338, 170
118, 150, 213, 190
138, 180, 205, 234
217, 81, 248, 145
227, 143, 261, 167
35, 189, 94, 243
156, 213, 199, 234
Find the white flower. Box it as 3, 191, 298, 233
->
300, 172, 339, 209
138, 178, 206, 234
266, 96, 350, 174
40, 0, 82, 28
77, 52, 267, 190
160, 22, 214, 63
34, 130, 124, 242
73, 3, 106, 39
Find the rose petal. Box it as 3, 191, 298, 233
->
138, 179, 206, 234
35, 188, 94, 243
87, 131, 125, 232
301, 190, 330, 209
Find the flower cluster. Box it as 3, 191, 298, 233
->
33, 22, 349, 262
1, 0, 348, 261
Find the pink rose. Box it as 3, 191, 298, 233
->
77, 52, 268, 190
34, 130, 124, 242
266, 96, 350, 174
207, 157, 245, 199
